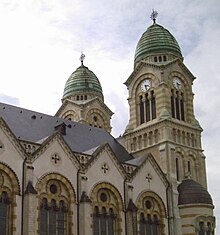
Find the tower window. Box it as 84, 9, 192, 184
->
176, 158, 179, 181
93, 116, 98, 122
163, 56, 167, 61
159, 56, 162, 62
187, 161, 191, 174
139, 96, 144, 124
154, 57, 157, 62
138, 90, 156, 125
171, 90, 185, 121
76, 95, 79, 101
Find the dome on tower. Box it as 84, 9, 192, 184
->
63, 63, 103, 100
134, 23, 182, 63
177, 179, 213, 205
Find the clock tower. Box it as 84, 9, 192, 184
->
124, 13, 206, 186
123, 13, 211, 233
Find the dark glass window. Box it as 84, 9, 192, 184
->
49, 199, 56, 235
101, 207, 107, 235
40, 198, 48, 235
93, 207, 99, 235
58, 201, 65, 235
171, 90, 175, 118
154, 57, 157, 62
151, 91, 156, 120
146, 214, 152, 235
152, 215, 159, 235
145, 94, 150, 122
140, 213, 145, 235
199, 221, 205, 235
176, 158, 179, 181
40, 198, 67, 235
187, 161, 191, 174
175, 91, 180, 120
180, 93, 185, 121
108, 208, 115, 235
159, 56, 162, 62
0, 192, 9, 235
140, 96, 144, 124
207, 222, 211, 235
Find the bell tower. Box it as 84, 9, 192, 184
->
56, 53, 113, 133
123, 12, 207, 188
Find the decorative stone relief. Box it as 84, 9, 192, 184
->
101, 163, 109, 174
51, 153, 61, 166
0, 140, 4, 154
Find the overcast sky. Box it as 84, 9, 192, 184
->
0, 0, 219, 232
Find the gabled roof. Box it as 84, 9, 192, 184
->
56, 97, 114, 117
124, 58, 196, 87
126, 153, 169, 187
0, 102, 133, 163
83, 142, 128, 179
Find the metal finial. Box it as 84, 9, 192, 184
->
150, 9, 158, 24
79, 52, 85, 66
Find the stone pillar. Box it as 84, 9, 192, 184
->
79, 191, 92, 235
23, 181, 38, 235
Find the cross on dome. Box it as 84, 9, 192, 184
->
150, 9, 158, 24
80, 52, 85, 66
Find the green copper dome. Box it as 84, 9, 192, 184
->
135, 23, 182, 62
63, 64, 103, 99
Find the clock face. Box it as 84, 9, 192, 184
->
140, 79, 151, 92
173, 77, 182, 89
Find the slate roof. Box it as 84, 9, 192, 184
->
177, 179, 213, 205
0, 102, 134, 162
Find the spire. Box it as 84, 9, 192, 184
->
150, 9, 158, 24
79, 52, 85, 66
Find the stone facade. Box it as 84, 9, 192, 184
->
0, 18, 215, 235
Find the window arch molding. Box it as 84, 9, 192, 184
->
61, 110, 78, 121
36, 172, 76, 235
0, 162, 20, 234
86, 108, 108, 130
132, 73, 157, 98
90, 182, 124, 235
175, 148, 185, 182
168, 71, 190, 94
136, 191, 167, 235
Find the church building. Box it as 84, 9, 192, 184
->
0, 12, 215, 235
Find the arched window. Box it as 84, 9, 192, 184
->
151, 91, 156, 119
140, 95, 144, 124
176, 158, 179, 181
37, 176, 75, 235
91, 186, 122, 235
199, 221, 205, 235
137, 193, 166, 235
108, 208, 115, 235
145, 93, 150, 122
39, 197, 68, 235
138, 90, 156, 124
0, 192, 9, 235
93, 206, 99, 235
58, 201, 66, 235
0, 167, 19, 235
171, 89, 185, 121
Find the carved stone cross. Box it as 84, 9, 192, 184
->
52, 154, 60, 164
101, 163, 109, 174
146, 173, 152, 183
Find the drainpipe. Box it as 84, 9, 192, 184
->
124, 179, 127, 235
166, 183, 171, 235
77, 169, 80, 235
21, 156, 27, 235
